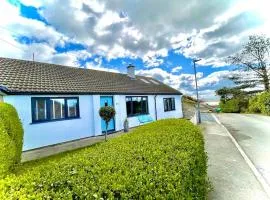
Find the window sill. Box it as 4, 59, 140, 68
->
127, 113, 149, 118
164, 109, 176, 112
30, 117, 81, 125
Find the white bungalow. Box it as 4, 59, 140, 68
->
0, 57, 183, 150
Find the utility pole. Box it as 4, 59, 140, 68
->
32, 53, 35, 61
193, 58, 201, 124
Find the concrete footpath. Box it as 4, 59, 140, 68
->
202, 119, 269, 200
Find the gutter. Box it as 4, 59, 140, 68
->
0, 85, 9, 95
4, 91, 182, 96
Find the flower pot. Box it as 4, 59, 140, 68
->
124, 119, 129, 132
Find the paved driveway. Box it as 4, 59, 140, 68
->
216, 113, 270, 188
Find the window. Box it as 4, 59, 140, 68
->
67, 99, 79, 118
34, 98, 47, 121
50, 98, 65, 120
164, 98, 175, 112
140, 78, 150, 84
32, 97, 79, 123
126, 96, 148, 117
149, 79, 159, 85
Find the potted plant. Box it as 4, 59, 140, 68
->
99, 106, 116, 141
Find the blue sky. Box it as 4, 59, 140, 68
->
0, 0, 269, 102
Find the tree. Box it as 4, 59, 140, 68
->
216, 87, 244, 103
228, 35, 270, 91
99, 106, 116, 141
216, 87, 231, 103
216, 87, 249, 113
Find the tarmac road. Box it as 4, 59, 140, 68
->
216, 113, 270, 189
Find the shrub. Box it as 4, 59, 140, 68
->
0, 103, 23, 164
258, 92, 270, 115
0, 103, 23, 178
0, 120, 16, 178
99, 106, 116, 141
220, 97, 248, 113
220, 98, 240, 113
248, 95, 261, 113
0, 119, 208, 199
99, 106, 116, 123
248, 92, 270, 115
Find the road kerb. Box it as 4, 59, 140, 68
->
211, 113, 270, 199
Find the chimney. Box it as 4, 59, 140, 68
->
127, 64, 135, 79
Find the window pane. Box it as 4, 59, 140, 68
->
164, 98, 175, 111
132, 97, 142, 114
164, 99, 168, 111
141, 97, 148, 113
67, 99, 78, 118
50, 99, 65, 120
172, 98, 175, 110
126, 96, 148, 116
126, 97, 132, 116
168, 99, 172, 110
35, 99, 47, 121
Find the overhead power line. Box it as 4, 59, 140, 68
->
0, 26, 20, 35
0, 38, 22, 50
0, 26, 92, 64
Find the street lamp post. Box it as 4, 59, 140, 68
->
193, 58, 201, 124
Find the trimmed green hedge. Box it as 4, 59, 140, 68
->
0, 119, 16, 178
0, 119, 207, 199
0, 103, 23, 178
0, 103, 24, 163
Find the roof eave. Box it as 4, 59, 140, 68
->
4, 91, 182, 96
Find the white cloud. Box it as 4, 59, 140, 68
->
171, 66, 183, 73
95, 10, 128, 35
86, 59, 120, 73
166, 0, 270, 66
0, 1, 66, 49
142, 48, 168, 67
19, 0, 44, 8
106, 44, 136, 60
122, 26, 143, 41
137, 67, 232, 101
137, 68, 197, 93
82, 0, 105, 13
198, 70, 231, 88
2, 0, 269, 68
198, 89, 218, 102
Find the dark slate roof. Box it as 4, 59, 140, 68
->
0, 57, 182, 95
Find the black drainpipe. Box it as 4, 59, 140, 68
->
154, 95, 158, 121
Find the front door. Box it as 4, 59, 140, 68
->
100, 96, 115, 133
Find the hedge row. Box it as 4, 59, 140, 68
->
0, 103, 23, 178
248, 92, 270, 115
0, 119, 208, 199
219, 98, 248, 113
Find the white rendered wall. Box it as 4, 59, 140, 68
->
115, 95, 183, 130
3, 95, 95, 151
3, 94, 183, 150
92, 95, 102, 136
156, 95, 183, 120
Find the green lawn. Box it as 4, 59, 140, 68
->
0, 119, 208, 199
